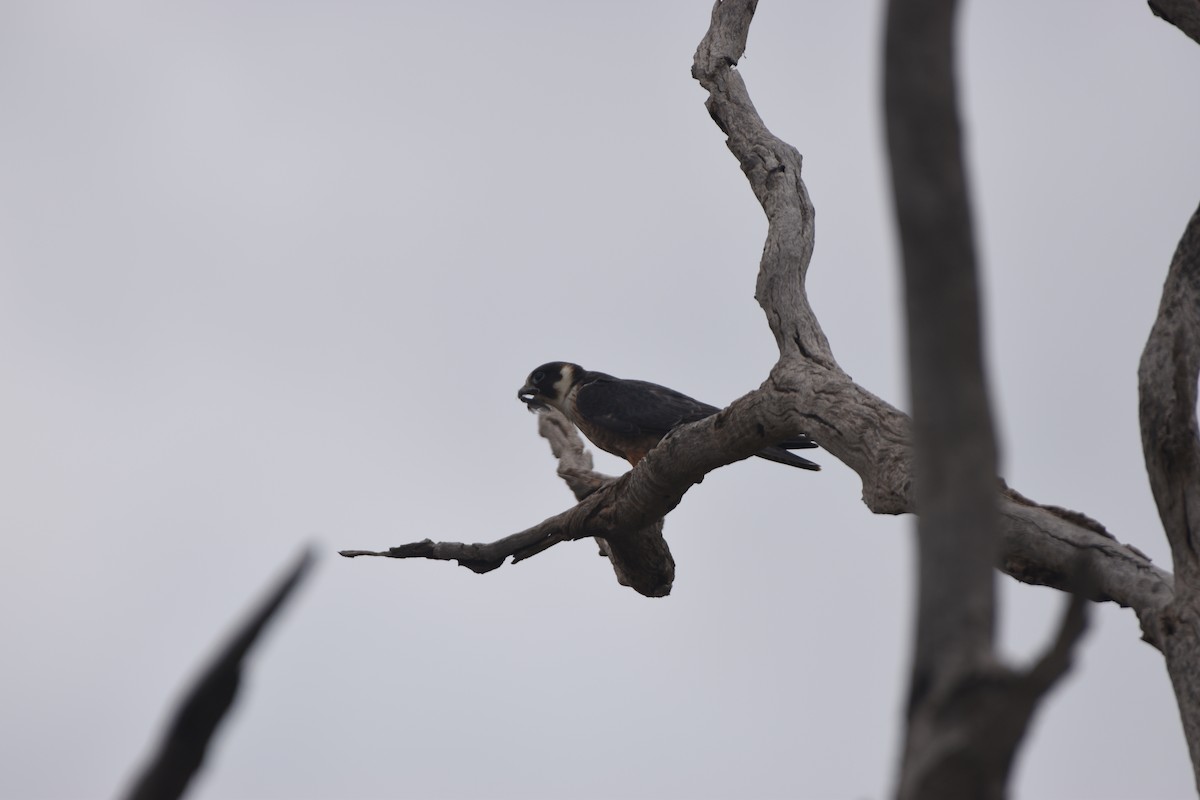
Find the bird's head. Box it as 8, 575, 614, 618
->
518, 362, 580, 412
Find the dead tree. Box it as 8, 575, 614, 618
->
342, 0, 1200, 792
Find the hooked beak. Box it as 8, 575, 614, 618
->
518, 384, 545, 411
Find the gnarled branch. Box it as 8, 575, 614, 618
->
340, 1, 1175, 645
341, 407, 679, 597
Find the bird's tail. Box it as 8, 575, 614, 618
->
755, 445, 820, 471
776, 434, 819, 450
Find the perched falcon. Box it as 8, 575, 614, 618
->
518, 361, 819, 470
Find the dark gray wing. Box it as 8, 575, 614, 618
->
576, 373, 820, 470
574, 374, 718, 439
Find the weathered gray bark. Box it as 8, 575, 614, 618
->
1139, 202, 1200, 791
531, 410, 675, 597
343, 410, 676, 597
337, 0, 1200, 790
343, 0, 1171, 638
885, 1, 1088, 796
341, 0, 1174, 636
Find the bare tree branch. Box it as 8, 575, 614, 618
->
692, 0, 1172, 622
338, 2, 1175, 647
883, 0, 1089, 794
693, 0, 830, 364
1139, 201, 1200, 790
123, 548, 314, 800
533, 410, 676, 596
1026, 582, 1091, 692
341, 408, 677, 597
897, 584, 1090, 800
509, 410, 677, 596
885, 0, 998, 693
536, 408, 611, 501
331, 0, 1200, 789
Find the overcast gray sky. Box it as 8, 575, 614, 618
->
2, 2, 1198, 798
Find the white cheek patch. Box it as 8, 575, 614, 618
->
547, 365, 577, 415
552, 366, 574, 401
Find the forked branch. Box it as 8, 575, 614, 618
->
340, 1, 1176, 639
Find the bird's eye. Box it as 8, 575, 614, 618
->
533, 371, 545, 383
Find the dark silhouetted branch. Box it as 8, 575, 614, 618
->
897, 583, 1090, 800
123, 548, 314, 800
885, 0, 998, 700
1148, 0, 1200, 45
883, 1, 1089, 795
